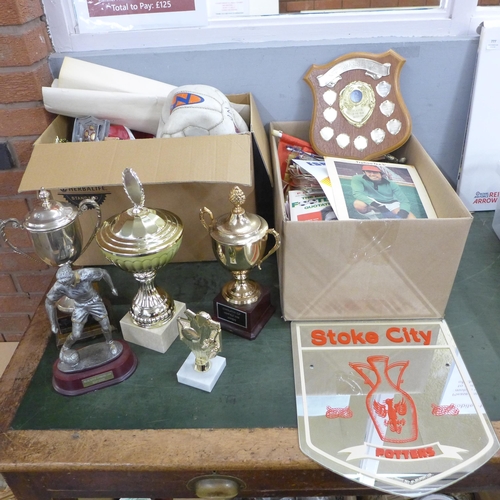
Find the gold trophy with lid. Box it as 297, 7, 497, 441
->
200, 186, 280, 340
96, 168, 186, 353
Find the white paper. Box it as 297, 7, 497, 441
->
58, 57, 176, 97
72, 0, 208, 34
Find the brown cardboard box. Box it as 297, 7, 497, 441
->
270, 121, 473, 321
19, 94, 273, 266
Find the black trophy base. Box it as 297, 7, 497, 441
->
214, 286, 275, 340
52, 340, 138, 396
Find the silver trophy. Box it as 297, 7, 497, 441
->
0, 187, 101, 268
96, 168, 183, 329
0, 187, 101, 315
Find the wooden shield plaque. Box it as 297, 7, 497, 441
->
304, 50, 412, 160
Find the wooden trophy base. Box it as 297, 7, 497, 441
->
52, 340, 138, 396
214, 286, 275, 340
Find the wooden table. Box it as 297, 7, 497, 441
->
1, 212, 500, 500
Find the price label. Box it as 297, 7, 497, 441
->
86, 0, 195, 17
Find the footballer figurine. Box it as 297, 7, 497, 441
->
46, 263, 119, 367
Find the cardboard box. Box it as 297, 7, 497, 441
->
270, 121, 473, 321
19, 94, 273, 266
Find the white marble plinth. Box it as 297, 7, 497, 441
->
176, 352, 226, 392
120, 301, 186, 353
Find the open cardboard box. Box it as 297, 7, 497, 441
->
270, 121, 473, 321
19, 94, 273, 266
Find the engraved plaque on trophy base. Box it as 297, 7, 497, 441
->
52, 340, 138, 396
120, 301, 186, 353
214, 286, 274, 340
177, 352, 226, 392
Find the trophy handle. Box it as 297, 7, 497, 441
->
199, 207, 214, 231
77, 198, 102, 257
0, 218, 40, 262
257, 228, 281, 270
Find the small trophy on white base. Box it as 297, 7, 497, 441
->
176, 310, 226, 393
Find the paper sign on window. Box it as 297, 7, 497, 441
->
73, 0, 207, 33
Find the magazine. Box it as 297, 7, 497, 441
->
291, 159, 337, 213
288, 189, 337, 222
325, 158, 437, 220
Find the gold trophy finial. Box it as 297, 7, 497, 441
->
229, 186, 246, 214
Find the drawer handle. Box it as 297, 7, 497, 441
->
187, 474, 245, 499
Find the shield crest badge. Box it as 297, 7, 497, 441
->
304, 50, 412, 160
291, 319, 499, 497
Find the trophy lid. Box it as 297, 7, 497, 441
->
23, 188, 78, 232
96, 168, 183, 256
209, 186, 268, 245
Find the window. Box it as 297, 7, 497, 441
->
42, 0, 500, 53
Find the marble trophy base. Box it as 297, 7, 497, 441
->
176, 352, 226, 392
120, 301, 186, 353
52, 340, 138, 396
214, 286, 274, 340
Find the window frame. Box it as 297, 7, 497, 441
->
42, 0, 500, 53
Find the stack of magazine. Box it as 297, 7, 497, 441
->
287, 157, 436, 222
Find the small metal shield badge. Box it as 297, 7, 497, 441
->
291, 319, 499, 497
304, 50, 412, 160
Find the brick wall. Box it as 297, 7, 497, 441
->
0, 0, 56, 341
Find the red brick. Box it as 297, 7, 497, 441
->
284, 1, 316, 12
0, 314, 31, 337
0, 292, 43, 314
15, 270, 55, 294
8, 138, 36, 168
3, 331, 25, 341
314, 0, 342, 9
0, 0, 44, 26
0, 20, 51, 67
0, 198, 30, 221
370, 0, 399, 7
0, 250, 49, 272
0, 224, 32, 249
396, 0, 426, 5
0, 274, 16, 293
0, 105, 55, 137
343, 0, 371, 8
1, 315, 31, 336
0, 170, 25, 196
0, 61, 52, 103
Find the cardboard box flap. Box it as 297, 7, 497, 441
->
228, 93, 273, 187
20, 92, 272, 193
20, 132, 253, 192
249, 96, 273, 187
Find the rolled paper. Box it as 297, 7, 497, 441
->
58, 56, 177, 97
42, 86, 167, 135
